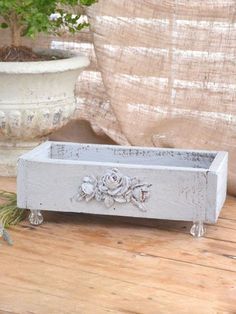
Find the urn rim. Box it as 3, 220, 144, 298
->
0, 49, 90, 74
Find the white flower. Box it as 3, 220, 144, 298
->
76, 15, 88, 25
49, 13, 61, 21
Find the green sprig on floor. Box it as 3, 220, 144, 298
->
0, 191, 25, 245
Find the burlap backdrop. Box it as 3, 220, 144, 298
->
0, 1, 235, 195
85, 0, 236, 196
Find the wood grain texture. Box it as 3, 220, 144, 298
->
1, 177, 236, 314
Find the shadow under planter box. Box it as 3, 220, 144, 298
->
17, 141, 228, 237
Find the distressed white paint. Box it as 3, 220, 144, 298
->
17, 141, 228, 224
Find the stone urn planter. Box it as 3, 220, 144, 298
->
0, 49, 89, 176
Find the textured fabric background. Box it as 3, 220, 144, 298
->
86, 0, 236, 195
0, 1, 235, 195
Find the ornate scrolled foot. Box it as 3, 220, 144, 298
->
28, 210, 43, 226
190, 221, 206, 238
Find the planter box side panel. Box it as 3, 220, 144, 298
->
17, 158, 28, 209
206, 153, 228, 222
17, 142, 51, 209
18, 160, 208, 222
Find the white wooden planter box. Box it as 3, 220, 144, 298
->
17, 141, 228, 237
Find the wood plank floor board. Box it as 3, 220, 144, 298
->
16, 217, 236, 272
0, 177, 235, 314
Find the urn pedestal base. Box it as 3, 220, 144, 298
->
0, 141, 40, 176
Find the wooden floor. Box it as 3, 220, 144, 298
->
0, 177, 235, 314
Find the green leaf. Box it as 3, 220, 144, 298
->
0, 190, 26, 246
0, 22, 8, 28
79, 0, 97, 6
0, 0, 97, 43
0, 191, 25, 228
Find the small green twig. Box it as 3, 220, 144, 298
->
0, 190, 25, 245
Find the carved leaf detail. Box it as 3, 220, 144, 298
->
114, 196, 127, 203
104, 195, 114, 208
81, 183, 93, 195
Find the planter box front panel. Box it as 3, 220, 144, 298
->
17, 142, 228, 224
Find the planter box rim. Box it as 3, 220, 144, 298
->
19, 140, 228, 173
44, 140, 227, 155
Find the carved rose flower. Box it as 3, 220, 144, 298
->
98, 168, 130, 196
73, 168, 152, 212
98, 168, 131, 207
